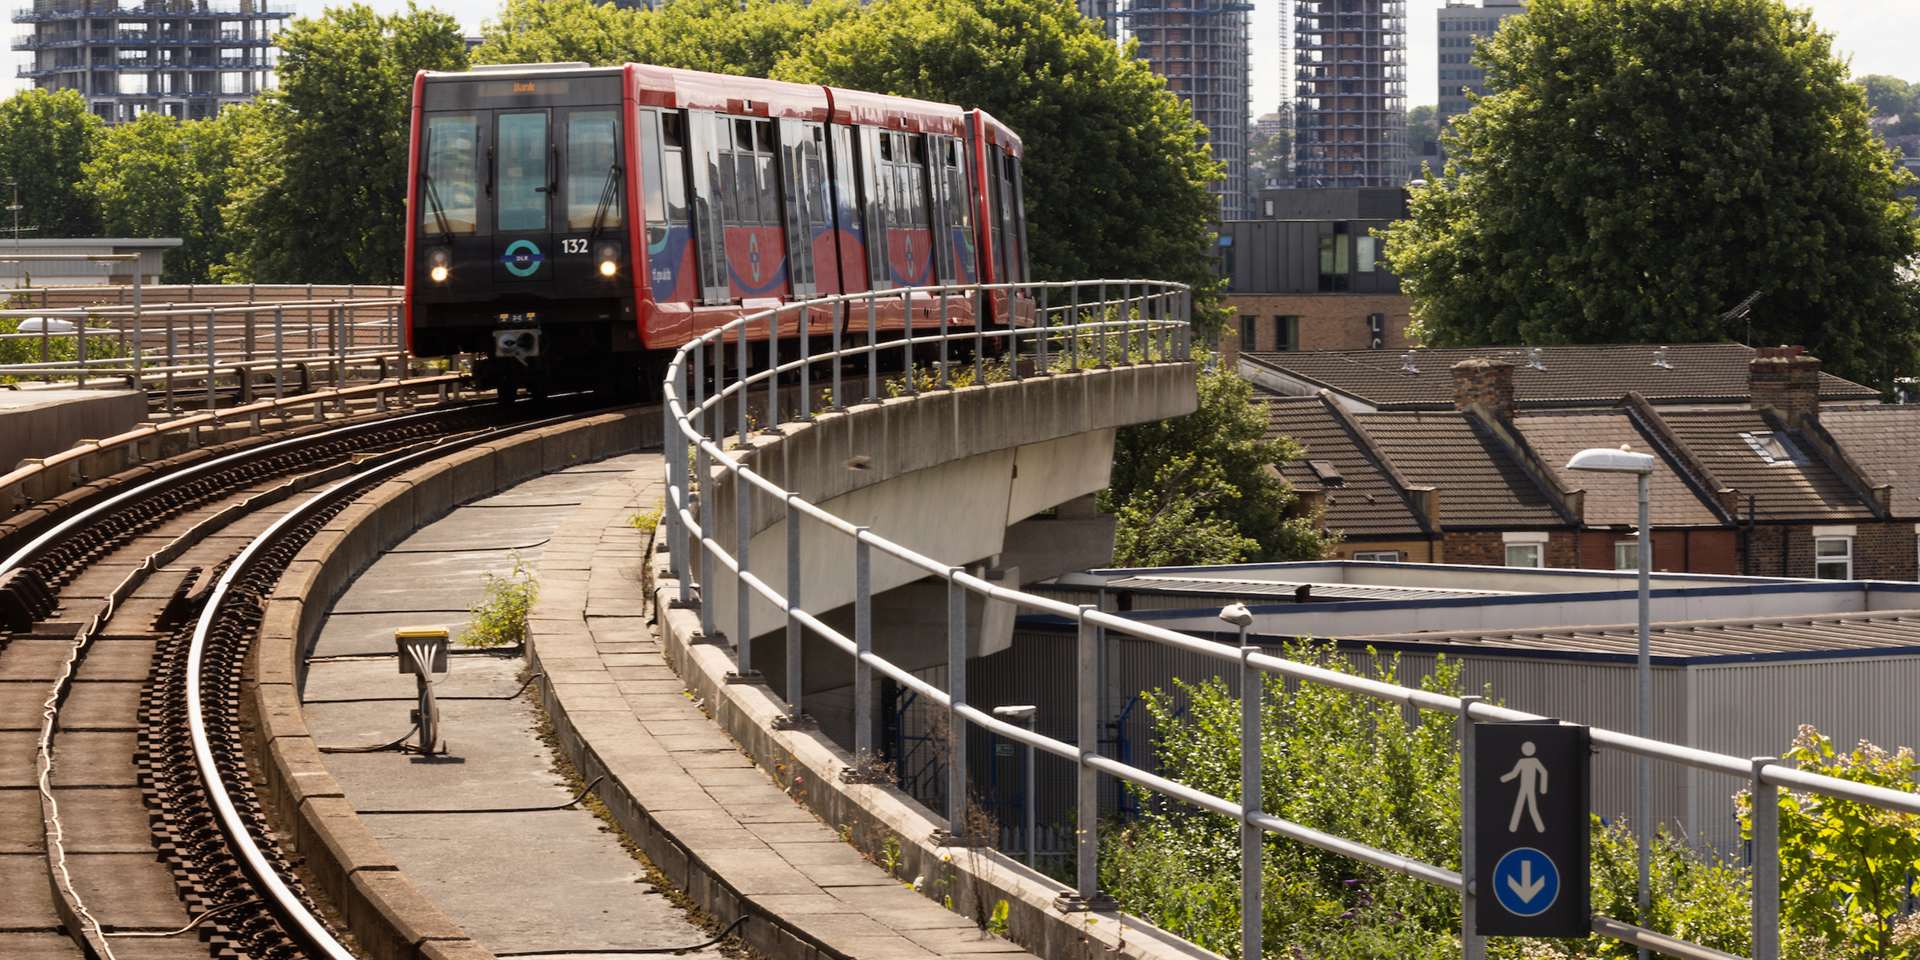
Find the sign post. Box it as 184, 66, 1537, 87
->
1474, 721, 1590, 938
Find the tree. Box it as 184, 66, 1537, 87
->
774, 0, 1226, 323
473, 0, 859, 78
1404, 103, 1437, 154
1100, 363, 1329, 566
0, 89, 103, 240
1857, 74, 1916, 117
219, 3, 466, 283
1250, 128, 1292, 174
82, 107, 259, 283
470, 0, 647, 68
1381, 0, 1920, 387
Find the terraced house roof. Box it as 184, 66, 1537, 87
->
1256, 395, 1427, 538
1354, 410, 1567, 528
1514, 409, 1728, 528
1243, 343, 1879, 410
1659, 409, 1877, 522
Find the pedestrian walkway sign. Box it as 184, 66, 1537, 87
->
1475, 721, 1589, 937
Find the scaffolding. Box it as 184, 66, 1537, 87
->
12, 0, 292, 123
1123, 0, 1254, 219
1292, 0, 1407, 188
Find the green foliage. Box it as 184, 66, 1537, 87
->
473, 0, 856, 76
1404, 104, 1437, 154
1103, 646, 1463, 958
219, 3, 466, 283
1250, 128, 1292, 174
458, 552, 538, 648
1742, 726, 1920, 960
471, 0, 647, 67
627, 501, 664, 532
1102, 361, 1330, 566
773, 0, 1226, 325
1858, 75, 1918, 118
0, 317, 126, 384
1381, 0, 1920, 387
0, 89, 103, 239
81, 107, 259, 283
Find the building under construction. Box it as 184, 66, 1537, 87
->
1292, 0, 1407, 187
1124, 0, 1254, 219
12, 0, 291, 123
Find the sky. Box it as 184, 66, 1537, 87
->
6, 0, 1918, 113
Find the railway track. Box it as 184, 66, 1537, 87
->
0, 397, 622, 960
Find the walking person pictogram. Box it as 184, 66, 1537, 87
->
1501, 741, 1549, 833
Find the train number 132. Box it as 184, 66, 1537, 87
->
561, 239, 589, 254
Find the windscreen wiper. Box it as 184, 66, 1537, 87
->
421, 174, 455, 247
588, 164, 623, 239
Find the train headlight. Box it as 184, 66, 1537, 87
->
428, 247, 451, 283
596, 242, 620, 277
430, 265, 449, 282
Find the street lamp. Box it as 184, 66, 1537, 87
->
1566, 444, 1656, 958
1218, 603, 1258, 960
992, 705, 1038, 868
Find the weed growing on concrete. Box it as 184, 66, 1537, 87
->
627, 499, 663, 533
457, 552, 537, 648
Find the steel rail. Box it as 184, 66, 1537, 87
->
183, 408, 578, 959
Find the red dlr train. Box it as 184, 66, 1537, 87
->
403, 61, 1033, 400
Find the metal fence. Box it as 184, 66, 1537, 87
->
661, 279, 1920, 960
1, 278, 408, 408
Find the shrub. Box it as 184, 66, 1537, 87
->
457, 552, 537, 648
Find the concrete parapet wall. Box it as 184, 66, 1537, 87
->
0, 388, 148, 473
248, 408, 658, 960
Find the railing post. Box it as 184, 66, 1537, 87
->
1460, 695, 1486, 960
131, 268, 142, 378
737, 320, 749, 444
1097, 281, 1108, 365
273, 305, 284, 400
206, 305, 217, 412
866, 296, 878, 404
664, 396, 682, 588
1073, 605, 1100, 904
854, 529, 873, 760
1119, 280, 1131, 365
1037, 284, 1050, 374
1068, 282, 1080, 371
830, 301, 844, 411
1750, 757, 1780, 960
799, 305, 812, 420
734, 447, 752, 677
1239, 638, 1262, 960
696, 343, 716, 640
903, 289, 915, 395
973, 284, 984, 385
946, 565, 967, 836
938, 288, 950, 389
75, 317, 87, 388
767, 309, 778, 428
784, 496, 803, 722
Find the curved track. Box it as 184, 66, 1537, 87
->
0, 398, 617, 960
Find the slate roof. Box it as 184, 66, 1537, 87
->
1243, 343, 1879, 410
1256, 395, 1427, 538
1349, 611, 1920, 665
1354, 410, 1566, 528
1658, 409, 1876, 522
1814, 405, 1920, 519
1514, 409, 1727, 528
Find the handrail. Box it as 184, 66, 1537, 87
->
662, 279, 1917, 960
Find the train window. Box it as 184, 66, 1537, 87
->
943, 141, 972, 277
755, 120, 775, 154
420, 114, 478, 233
638, 109, 690, 251
496, 111, 549, 233
565, 109, 622, 230
661, 112, 685, 148
732, 152, 758, 223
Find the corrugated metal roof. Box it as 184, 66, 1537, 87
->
1349, 611, 1920, 664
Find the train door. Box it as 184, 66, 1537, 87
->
557, 106, 624, 278
857, 126, 892, 292
825, 124, 868, 297
685, 111, 731, 305
492, 108, 554, 283
776, 118, 826, 300
635, 108, 695, 305
932, 136, 976, 287
716, 116, 788, 301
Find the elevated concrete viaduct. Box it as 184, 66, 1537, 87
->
701, 362, 1197, 695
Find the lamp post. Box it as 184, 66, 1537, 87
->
1218, 602, 1258, 960
1566, 445, 1656, 959
993, 704, 1038, 868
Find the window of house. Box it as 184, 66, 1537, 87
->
1240, 314, 1258, 349
1505, 543, 1541, 568
1614, 541, 1639, 571
1739, 431, 1804, 466
1815, 537, 1852, 580
1275, 315, 1299, 351
1353, 551, 1401, 562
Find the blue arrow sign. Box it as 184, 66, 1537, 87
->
1491, 847, 1560, 918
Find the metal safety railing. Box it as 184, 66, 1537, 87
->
662, 280, 1920, 960
1, 274, 406, 410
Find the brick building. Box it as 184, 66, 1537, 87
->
1256, 344, 1918, 579
1218, 187, 1416, 356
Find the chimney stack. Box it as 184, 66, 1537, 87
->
1750, 345, 1821, 428
1451, 357, 1515, 421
